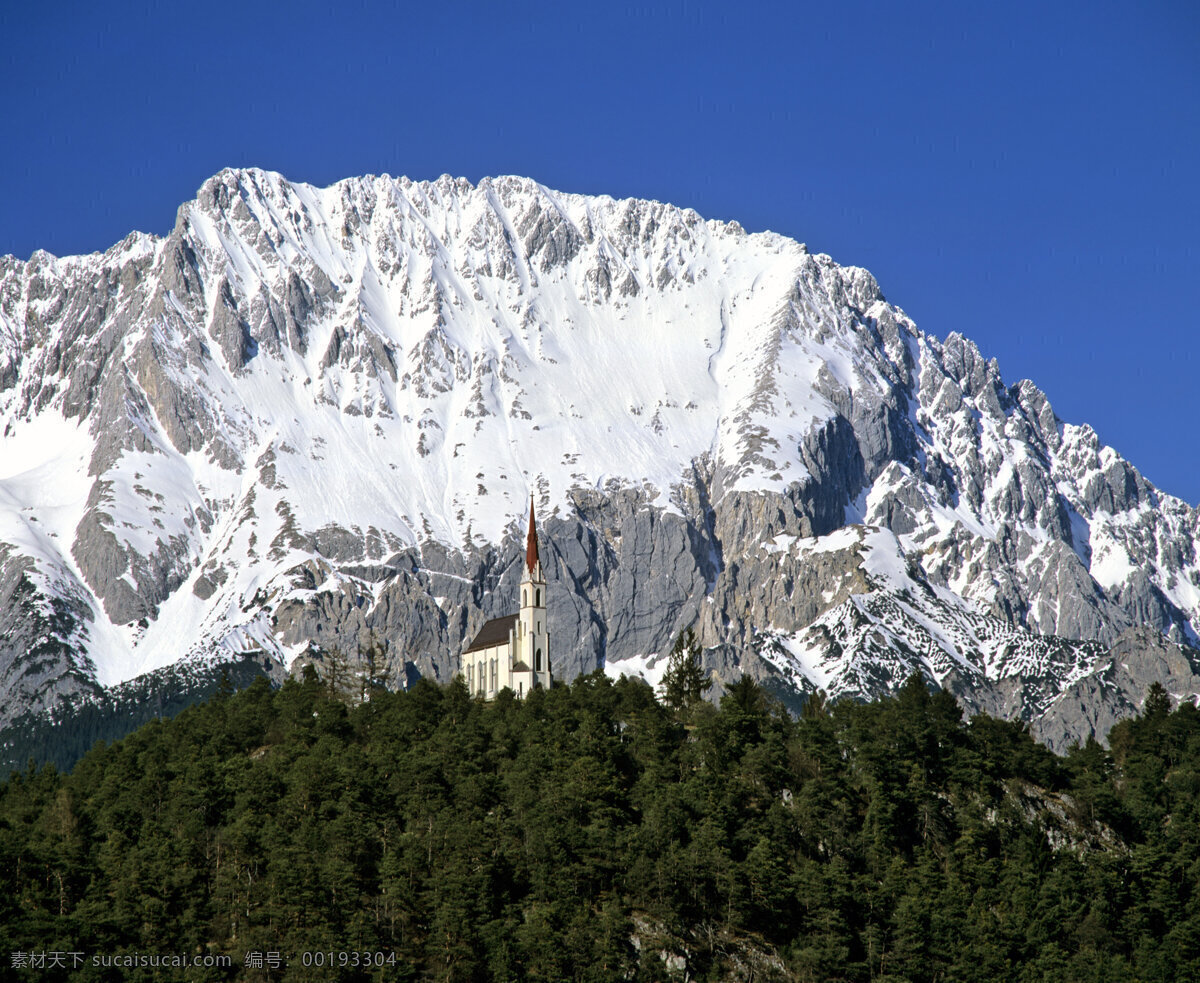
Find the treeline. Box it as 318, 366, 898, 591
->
2, 671, 1199, 981
0, 657, 273, 774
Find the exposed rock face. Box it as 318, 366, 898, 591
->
1032, 627, 1200, 752
0, 548, 100, 725
1, 169, 1196, 744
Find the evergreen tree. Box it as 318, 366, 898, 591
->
358, 631, 389, 701
660, 628, 711, 722
6, 655, 1200, 980
1143, 680, 1173, 718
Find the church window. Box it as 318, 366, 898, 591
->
536, 588, 541, 606
523, 588, 527, 606
535, 648, 542, 672
490, 658, 497, 690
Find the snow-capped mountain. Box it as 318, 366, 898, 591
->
1, 168, 1197, 750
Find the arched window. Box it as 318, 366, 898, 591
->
535, 588, 541, 606
535, 648, 542, 672
490, 658, 497, 690
523, 588, 527, 606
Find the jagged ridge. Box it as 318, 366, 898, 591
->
1, 168, 1197, 748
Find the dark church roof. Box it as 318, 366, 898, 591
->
525, 500, 540, 572
464, 613, 518, 654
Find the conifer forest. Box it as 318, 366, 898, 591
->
3, 666, 1200, 981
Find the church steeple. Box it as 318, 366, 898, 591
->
518, 501, 550, 689
525, 500, 540, 576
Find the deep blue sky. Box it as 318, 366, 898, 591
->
3, 0, 1197, 503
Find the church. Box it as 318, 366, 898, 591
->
460, 503, 552, 698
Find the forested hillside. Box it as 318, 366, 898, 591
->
3, 670, 1199, 981
0, 656, 274, 774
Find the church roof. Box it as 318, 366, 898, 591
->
464, 613, 518, 654
526, 500, 540, 573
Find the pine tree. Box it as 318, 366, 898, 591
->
661, 628, 711, 722
358, 630, 389, 701
318, 645, 357, 703
1143, 681, 1172, 718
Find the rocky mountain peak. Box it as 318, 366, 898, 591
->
0, 169, 1196, 752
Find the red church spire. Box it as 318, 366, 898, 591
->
525, 500, 540, 573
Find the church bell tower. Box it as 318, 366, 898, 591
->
518, 501, 550, 689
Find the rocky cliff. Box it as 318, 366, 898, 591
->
1, 169, 1196, 750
